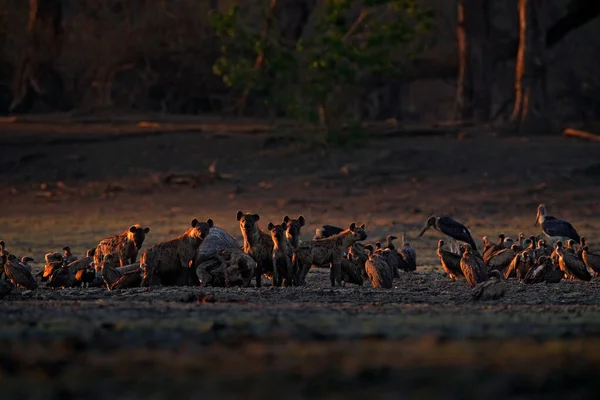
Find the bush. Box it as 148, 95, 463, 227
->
212, 0, 433, 143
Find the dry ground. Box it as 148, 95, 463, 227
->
1, 117, 600, 398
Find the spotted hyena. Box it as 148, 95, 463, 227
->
140, 218, 213, 286
268, 222, 294, 287
282, 215, 305, 249
237, 211, 274, 288
94, 225, 150, 267
294, 223, 367, 287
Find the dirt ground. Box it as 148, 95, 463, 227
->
1, 117, 600, 398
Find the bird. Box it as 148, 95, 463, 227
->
348, 243, 369, 278
483, 234, 506, 264
376, 245, 401, 278
399, 233, 417, 272
523, 256, 555, 284
582, 246, 600, 276
436, 239, 463, 280
555, 241, 592, 281
47, 259, 74, 288
74, 267, 96, 288
503, 236, 515, 249
20, 257, 34, 274
42, 252, 64, 282
472, 270, 506, 301
419, 216, 477, 254
536, 239, 553, 259
486, 244, 518, 275
62, 246, 78, 264
341, 258, 364, 286
4, 253, 38, 290
67, 250, 94, 274
364, 245, 393, 289
385, 235, 398, 250
504, 250, 534, 281
517, 233, 525, 248
565, 239, 578, 255
577, 237, 587, 260
460, 244, 488, 288
535, 203, 581, 244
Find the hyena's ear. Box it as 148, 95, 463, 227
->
144, 227, 150, 233
298, 216, 305, 226
360, 224, 365, 230
236, 211, 244, 221
206, 219, 214, 228
349, 223, 356, 231
191, 219, 199, 227
283, 215, 290, 223
129, 226, 137, 233
253, 214, 260, 221
267, 222, 274, 230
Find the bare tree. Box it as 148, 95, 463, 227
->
510, 0, 546, 130
10, 0, 67, 113
456, 0, 491, 122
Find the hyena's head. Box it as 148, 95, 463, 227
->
127, 225, 151, 250
227, 250, 256, 285
237, 211, 261, 235
282, 215, 305, 246
187, 218, 214, 240
267, 222, 287, 244
348, 223, 368, 242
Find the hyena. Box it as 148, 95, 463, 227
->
94, 225, 150, 267
282, 215, 305, 249
140, 218, 213, 286
294, 223, 367, 287
237, 211, 274, 288
268, 222, 294, 287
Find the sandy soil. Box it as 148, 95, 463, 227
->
1, 119, 600, 398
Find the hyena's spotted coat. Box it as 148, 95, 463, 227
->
294, 223, 367, 287
94, 225, 150, 267
237, 211, 274, 288
140, 218, 213, 287
268, 221, 294, 287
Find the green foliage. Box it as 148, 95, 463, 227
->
211, 0, 434, 142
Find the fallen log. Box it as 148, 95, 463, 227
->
564, 128, 600, 142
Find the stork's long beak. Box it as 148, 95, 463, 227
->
418, 226, 429, 237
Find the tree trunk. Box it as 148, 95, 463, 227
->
510, 0, 547, 132
10, 0, 67, 113
456, 0, 491, 122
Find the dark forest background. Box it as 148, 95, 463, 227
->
0, 0, 598, 134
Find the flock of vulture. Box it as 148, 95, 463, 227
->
0, 203, 598, 300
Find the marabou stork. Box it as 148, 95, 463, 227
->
419, 216, 477, 254
535, 203, 581, 244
